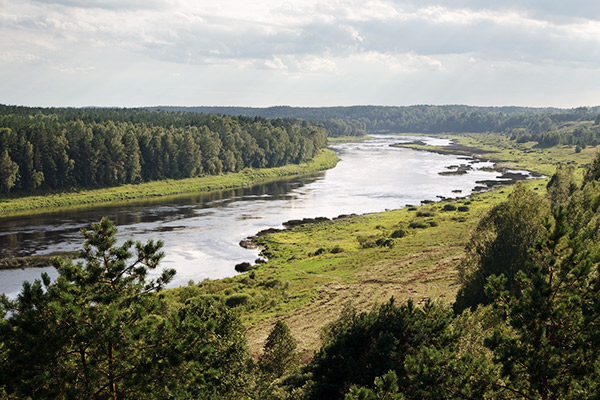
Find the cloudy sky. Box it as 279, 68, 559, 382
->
1, 0, 599, 108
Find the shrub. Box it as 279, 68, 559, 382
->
357, 236, 377, 248
442, 204, 457, 211
416, 210, 435, 217
458, 206, 470, 212
409, 221, 428, 229
330, 245, 344, 254
313, 247, 327, 256
390, 229, 407, 238
225, 293, 252, 307
375, 238, 394, 248
428, 220, 438, 227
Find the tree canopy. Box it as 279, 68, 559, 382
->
0, 106, 327, 194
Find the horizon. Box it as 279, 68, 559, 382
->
3, 103, 600, 111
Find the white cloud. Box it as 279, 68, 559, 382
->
0, 0, 599, 107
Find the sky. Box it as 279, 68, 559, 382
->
1, 0, 599, 108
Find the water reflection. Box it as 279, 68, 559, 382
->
0, 135, 519, 296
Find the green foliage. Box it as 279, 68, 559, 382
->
484, 205, 600, 399
416, 210, 435, 217
154, 104, 600, 140
454, 184, 550, 312
305, 299, 457, 400
442, 204, 457, 211
408, 221, 428, 229
584, 151, 600, 183
225, 292, 252, 307
259, 321, 299, 378
330, 245, 344, 254
345, 371, 405, 400
390, 229, 407, 238
0, 106, 328, 194
546, 165, 577, 210
0, 218, 249, 399
0, 149, 18, 192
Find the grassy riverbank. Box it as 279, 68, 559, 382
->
165, 133, 599, 357
0, 149, 339, 217
394, 132, 599, 177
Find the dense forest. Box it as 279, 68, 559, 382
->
3, 103, 600, 194
0, 105, 327, 193
1, 153, 599, 399
156, 105, 600, 147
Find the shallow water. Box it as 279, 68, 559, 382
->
0, 135, 516, 296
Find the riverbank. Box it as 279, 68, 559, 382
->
0, 149, 339, 218
393, 132, 599, 177
164, 133, 598, 357
166, 181, 541, 357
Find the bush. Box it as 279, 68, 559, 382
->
330, 245, 344, 254
225, 293, 252, 307
313, 248, 327, 256
357, 236, 377, 248
442, 204, 457, 211
390, 229, 407, 238
409, 221, 428, 229
416, 210, 435, 217
458, 206, 469, 212
428, 220, 438, 227
375, 238, 394, 248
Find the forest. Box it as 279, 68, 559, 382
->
157, 104, 600, 147
3, 104, 600, 195
1, 151, 599, 399
0, 105, 327, 193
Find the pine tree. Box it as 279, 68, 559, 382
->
259, 320, 299, 377
484, 207, 600, 399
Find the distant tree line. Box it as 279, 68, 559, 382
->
0, 106, 327, 193
156, 104, 600, 146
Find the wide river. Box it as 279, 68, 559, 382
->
0, 135, 513, 297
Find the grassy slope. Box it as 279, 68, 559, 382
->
0, 149, 339, 218
165, 133, 598, 358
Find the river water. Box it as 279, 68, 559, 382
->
0, 135, 515, 296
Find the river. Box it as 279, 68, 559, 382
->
0, 135, 522, 296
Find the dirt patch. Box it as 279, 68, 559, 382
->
245, 246, 464, 358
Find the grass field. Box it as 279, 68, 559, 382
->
0, 149, 339, 218
164, 133, 598, 357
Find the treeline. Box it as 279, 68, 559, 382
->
0, 106, 327, 193
153, 104, 599, 132
510, 120, 600, 148
156, 104, 600, 146
312, 118, 366, 137
2, 155, 600, 399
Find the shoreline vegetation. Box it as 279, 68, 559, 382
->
0, 148, 339, 219
165, 133, 599, 356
